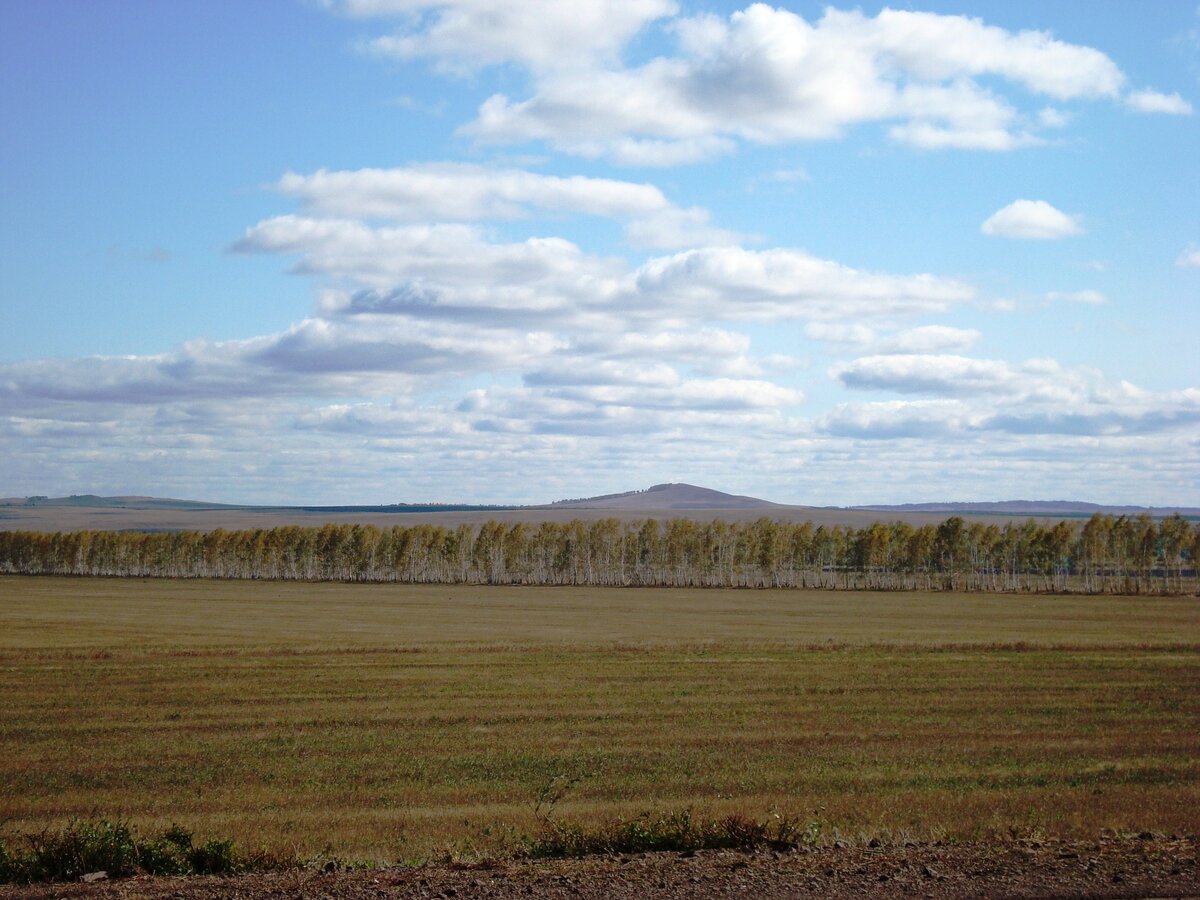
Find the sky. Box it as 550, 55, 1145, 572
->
1, 1, 1198, 506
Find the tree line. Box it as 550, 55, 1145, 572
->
0, 513, 1196, 594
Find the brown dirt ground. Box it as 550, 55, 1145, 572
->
4, 836, 1197, 899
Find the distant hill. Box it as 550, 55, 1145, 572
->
851, 500, 1200, 518
0, 494, 244, 510
4, 489, 1196, 530
546, 482, 782, 510
0, 494, 514, 514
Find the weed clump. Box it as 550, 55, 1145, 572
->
0, 819, 259, 884
523, 810, 815, 859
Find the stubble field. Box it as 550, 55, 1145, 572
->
1, 576, 1197, 863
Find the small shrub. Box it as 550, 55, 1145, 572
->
0, 820, 248, 884
135, 824, 193, 876
187, 837, 239, 875
18, 819, 142, 882
0, 842, 14, 883
524, 810, 809, 859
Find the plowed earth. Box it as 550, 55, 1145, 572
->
5, 836, 1197, 899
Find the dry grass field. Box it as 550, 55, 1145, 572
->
1, 576, 1197, 863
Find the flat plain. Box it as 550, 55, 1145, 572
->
1, 576, 1197, 862
0, 501, 1064, 534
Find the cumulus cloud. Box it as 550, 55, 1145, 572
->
981, 403, 1200, 437
544, 378, 802, 412
455, 376, 802, 440
234, 216, 627, 325
12, 174, 982, 486
980, 199, 1083, 239
632, 247, 974, 321
1177, 247, 1200, 269
803, 322, 878, 348
235, 214, 976, 331
825, 355, 1200, 441
878, 326, 982, 354
7, 178, 991, 503
804, 323, 980, 354
580, 327, 748, 359
818, 399, 968, 439
0, 319, 565, 417
332, 0, 677, 74
449, 5, 1157, 161
834, 354, 1013, 396
277, 165, 666, 221
249, 317, 563, 377
1125, 89, 1193, 115
523, 360, 682, 389
275, 164, 739, 249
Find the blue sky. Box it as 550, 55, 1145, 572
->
2, 1, 1198, 505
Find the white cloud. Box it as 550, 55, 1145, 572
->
278, 164, 667, 221
235, 215, 976, 331
568, 136, 738, 167
818, 399, 968, 439
887, 121, 1040, 151
0, 317, 568, 417
548, 378, 802, 411
454, 376, 803, 440
1125, 89, 1194, 115
804, 322, 877, 348
234, 216, 627, 321
275, 164, 739, 249
5, 186, 986, 495
622, 205, 741, 251
980, 199, 1083, 239
1177, 248, 1200, 268
333, 0, 677, 74
453, 5, 1151, 161
632, 246, 974, 321
856, 8, 1123, 99
523, 360, 682, 389
3, 185, 994, 502
878, 326, 982, 354
835, 351, 1184, 412
833, 354, 1013, 396
804, 323, 979, 354
826, 355, 1200, 440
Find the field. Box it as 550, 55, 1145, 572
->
1, 576, 1197, 864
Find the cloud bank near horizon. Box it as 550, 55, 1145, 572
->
2, 2, 1198, 506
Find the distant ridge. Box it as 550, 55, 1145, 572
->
0, 495, 515, 514
546, 482, 781, 511
0, 494, 245, 510
851, 500, 1200, 517
4, 490, 1196, 521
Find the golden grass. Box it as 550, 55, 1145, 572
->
1, 576, 1197, 861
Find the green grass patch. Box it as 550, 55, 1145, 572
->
523, 808, 820, 858
0, 819, 278, 884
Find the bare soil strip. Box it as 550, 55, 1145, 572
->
3, 837, 1196, 899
